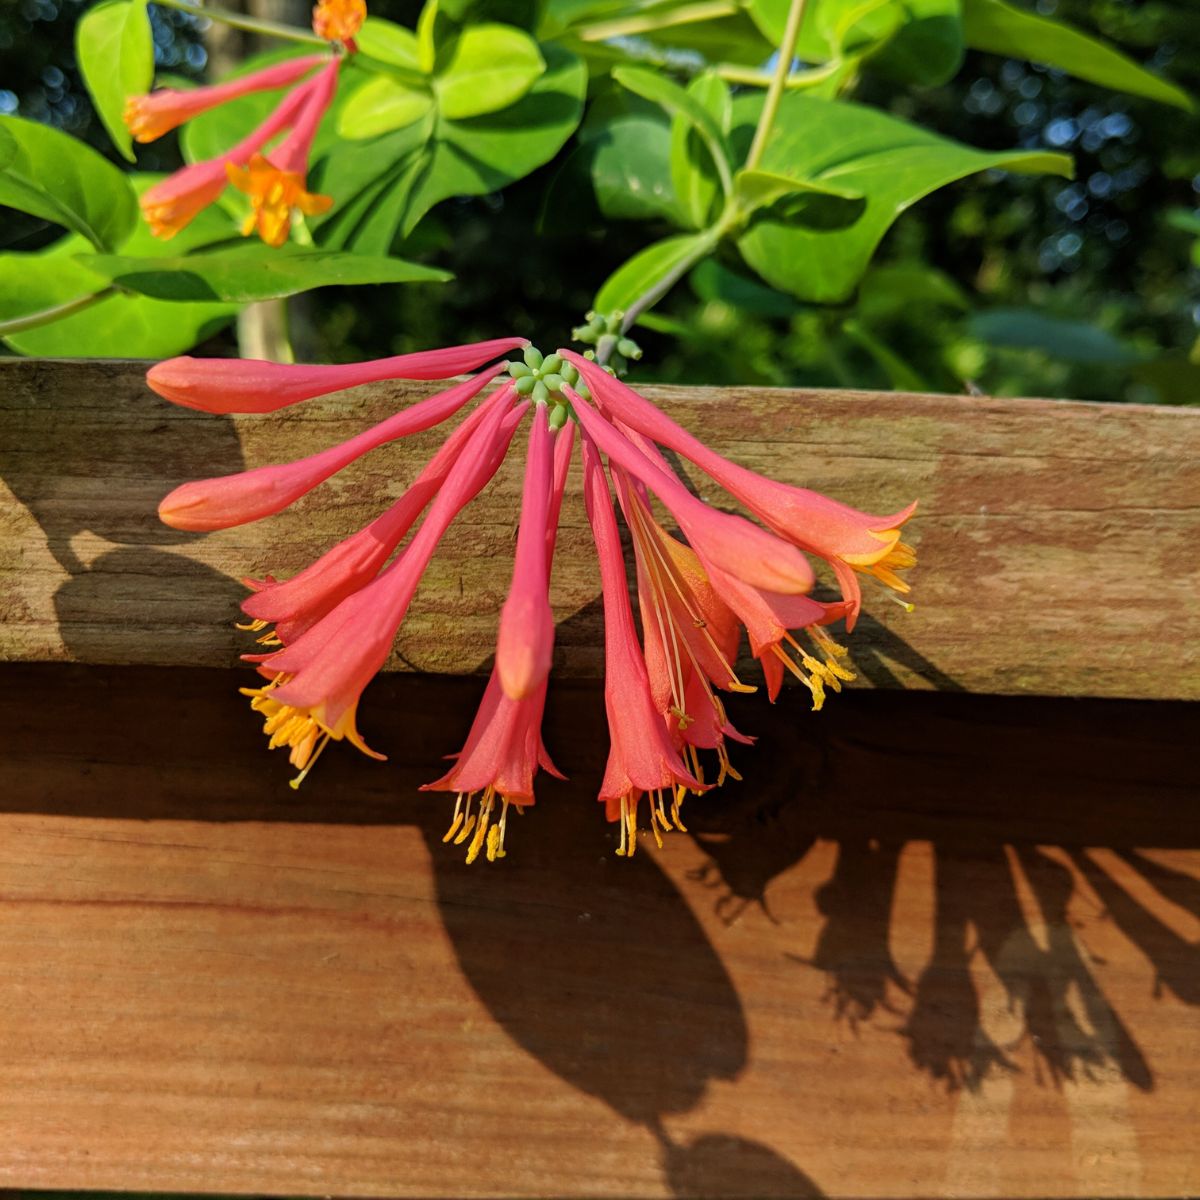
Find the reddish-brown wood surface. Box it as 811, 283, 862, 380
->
3, 358, 1198, 698
0, 666, 1196, 1197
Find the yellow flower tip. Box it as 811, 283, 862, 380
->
123, 96, 167, 143
227, 154, 333, 248
312, 0, 366, 41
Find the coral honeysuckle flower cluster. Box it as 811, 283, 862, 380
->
152, 333, 917, 863
125, 0, 366, 245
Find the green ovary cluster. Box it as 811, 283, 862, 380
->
508, 345, 585, 428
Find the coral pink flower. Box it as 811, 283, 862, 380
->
240, 388, 507, 645
158, 365, 506, 532
225, 60, 340, 247
495, 405, 556, 701
421, 419, 575, 864
583, 432, 704, 857
148, 336, 526, 413
242, 391, 528, 785
139, 77, 312, 240
563, 350, 917, 627
568, 386, 814, 597
124, 54, 329, 143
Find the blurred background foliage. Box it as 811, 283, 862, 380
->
2, 0, 1198, 401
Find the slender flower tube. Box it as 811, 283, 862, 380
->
240, 387, 510, 645
159, 365, 506, 532
312, 0, 366, 41
568, 386, 814, 596
124, 55, 329, 143
495, 406, 555, 701
226, 59, 340, 247
148, 337, 526, 414
242, 392, 528, 785
583, 432, 705, 856
139, 81, 312, 240
563, 350, 917, 626
421, 421, 576, 864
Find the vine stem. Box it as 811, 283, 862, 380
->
152, 0, 329, 46
0, 289, 118, 337
743, 0, 809, 173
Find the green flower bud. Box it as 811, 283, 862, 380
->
514, 374, 536, 395
561, 363, 579, 385
548, 404, 569, 431
523, 345, 544, 370
575, 379, 591, 401
541, 373, 564, 392
508, 362, 532, 379
541, 353, 563, 375
531, 380, 550, 404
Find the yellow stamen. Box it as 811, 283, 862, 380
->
227, 155, 333, 248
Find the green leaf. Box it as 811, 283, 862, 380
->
748, 0, 963, 87
398, 42, 586, 236
671, 72, 730, 230
1, 176, 239, 358
962, 0, 1193, 111
968, 308, 1147, 366
417, 0, 440, 73
595, 231, 713, 312
433, 24, 546, 120
734, 167, 862, 211
690, 258, 798, 317
588, 111, 677, 222
0, 115, 138, 251
0, 124, 14, 169
79, 245, 452, 302
613, 64, 731, 193
1167, 208, 1200, 239
731, 93, 1072, 303
337, 75, 435, 138
355, 17, 422, 69
76, 0, 154, 162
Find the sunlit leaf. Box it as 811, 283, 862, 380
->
434, 24, 546, 119
76, 0, 154, 162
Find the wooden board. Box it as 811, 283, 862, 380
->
3, 359, 1198, 699
0, 664, 1196, 1198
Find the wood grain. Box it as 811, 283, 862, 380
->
0, 664, 1196, 1198
3, 359, 1197, 698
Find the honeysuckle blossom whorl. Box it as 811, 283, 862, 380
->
151, 330, 919, 860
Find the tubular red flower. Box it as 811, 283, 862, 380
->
420, 419, 575, 863
148, 337, 526, 414
495, 406, 555, 700
139, 81, 312, 240
243, 393, 528, 785
159, 366, 506, 532
568, 386, 815, 597
240, 386, 512, 644
124, 54, 329, 143
563, 350, 917, 627
583, 432, 704, 856
225, 60, 340, 246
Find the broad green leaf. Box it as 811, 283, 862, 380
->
962, 0, 1192, 111
1, 177, 239, 357
671, 72, 730, 230
345, 156, 430, 253
749, 0, 963, 86
689, 258, 798, 317
79, 245, 452, 302
969, 308, 1147, 366
734, 167, 862, 211
613, 65, 730, 182
398, 43, 586, 236
355, 17, 422, 69
337, 75, 434, 138
585, 108, 677, 222
640, 10, 774, 68
731, 93, 1072, 303
0, 124, 14, 169
417, 0, 440, 73
76, 0, 154, 162
433, 24, 546, 120
0, 115, 138, 251
595, 231, 713, 313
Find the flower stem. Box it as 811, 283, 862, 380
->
152, 0, 329, 46
0, 288, 118, 337
743, 0, 809, 173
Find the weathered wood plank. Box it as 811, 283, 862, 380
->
0, 664, 1196, 1197
2, 358, 1198, 698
